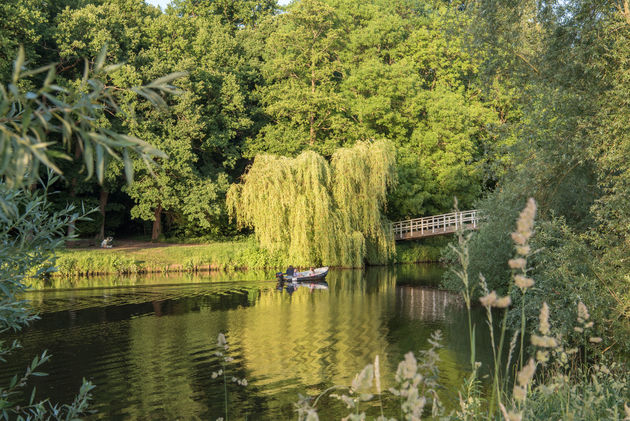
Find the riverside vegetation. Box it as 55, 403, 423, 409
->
53, 239, 442, 277
2, 0, 630, 418
212, 200, 630, 420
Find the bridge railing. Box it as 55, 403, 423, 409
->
391, 210, 479, 239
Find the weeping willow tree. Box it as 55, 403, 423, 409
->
227, 140, 397, 267
331, 141, 397, 264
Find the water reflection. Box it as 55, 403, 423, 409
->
397, 285, 462, 322
0, 265, 490, 419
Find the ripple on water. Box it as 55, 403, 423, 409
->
0, 267, 489, 419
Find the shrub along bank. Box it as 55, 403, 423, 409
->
52, 238, 446, 277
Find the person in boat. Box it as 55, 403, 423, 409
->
286, 265, 295, 277
275, 272, 285, 290
309, 267, 315, 276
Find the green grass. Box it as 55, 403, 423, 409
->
53, 236, 450, 277
54, 238, 284, 276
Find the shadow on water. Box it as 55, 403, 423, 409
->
0, 265, 492, 419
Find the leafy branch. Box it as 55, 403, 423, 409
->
0, 45, 185, 188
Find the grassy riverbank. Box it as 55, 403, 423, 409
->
55, 239, 281, 276
52, 238, 446, 277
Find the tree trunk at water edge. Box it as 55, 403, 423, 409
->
152, 204, 162, 241
97, 188, 108, 240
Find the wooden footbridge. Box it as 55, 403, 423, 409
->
391, 210, 479, 240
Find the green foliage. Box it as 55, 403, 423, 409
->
53, 238, 284, 278
524, 363, 630, 420
0, 178, 94, 418
1, 0, 502, 239
53, 0, 266, 239
0, 0, 46, 83
228, 140, 396, 267
589, 9, 630, 301
252, 0, 345, 155
0, 44, 178, 189
450, 0, 630, 356
251, 0, 499, 219
394, 241, 443, 264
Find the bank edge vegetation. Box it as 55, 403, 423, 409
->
1, 0, 630, 418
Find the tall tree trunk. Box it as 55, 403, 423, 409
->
151, 204, 163, 241
96, 188, 108, 240
66, 145, 82, 237
310, 69, 316, 145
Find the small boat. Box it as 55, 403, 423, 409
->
290, 267, 329, 282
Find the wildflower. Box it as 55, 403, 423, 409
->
514, 275, 534, 290
578, 302, 590, 322
589, 337, 603, 344
574, 327, 584, 333
559, 351, 568, 364
536, 350, 549, 363
584, 321, 594, 329
479, 291, 497, 307
539, 302, 550, 335
398, 352, 418, 381
516, 245, 531, 256
508, 258, 526, 269
494, 295, 512, 308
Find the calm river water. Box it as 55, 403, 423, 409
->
1, 265, 491, 420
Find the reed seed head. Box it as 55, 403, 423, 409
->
514, 275, 535, 290
511, 232, 527, 245
517, 358, 536, 387
536, 350, 549, 363
531, 335, 557, 348
495, 295, 512, 308
374, 355, 381, 394
479, 291, 497, 307
539, 302, 550, 335
589, 337, 603, 344
516, 245, 531, 256
508, 411, 523, 421
509, 258, 527, 270
513, 385, 527, 402
578, 302, 590, 321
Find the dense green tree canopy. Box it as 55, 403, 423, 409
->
9, 0, 499, 240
